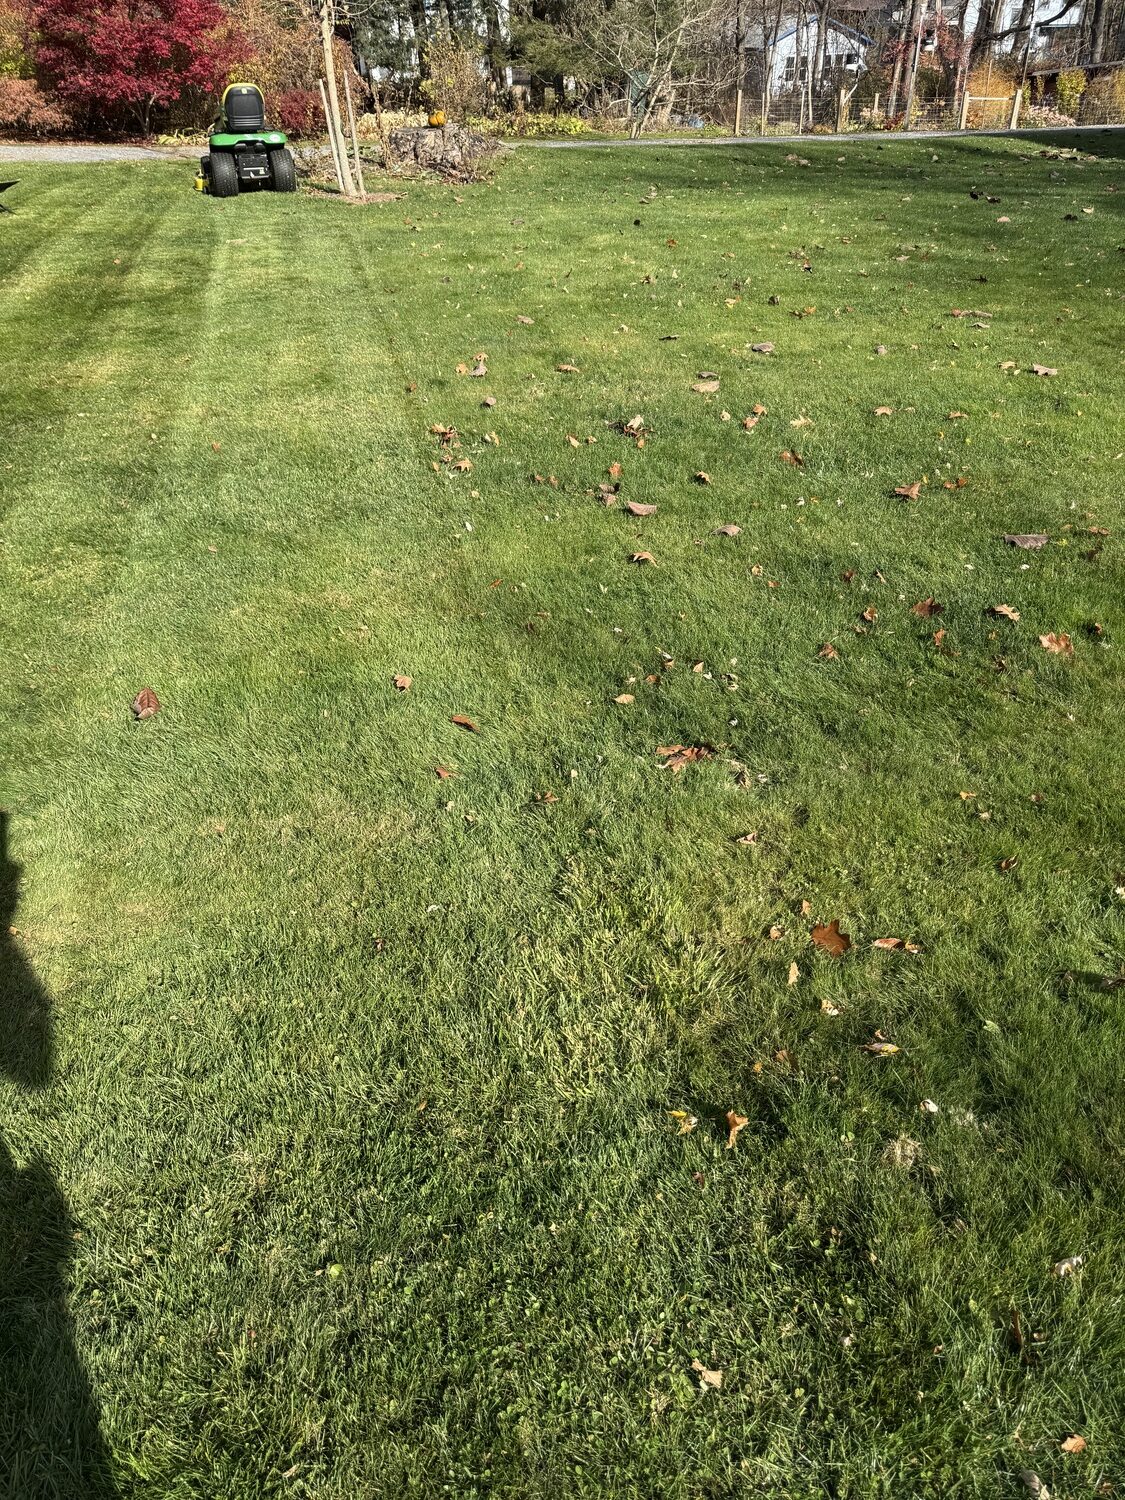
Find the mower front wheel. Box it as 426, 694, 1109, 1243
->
209, 151, 239, 198
269, 147, 297, 193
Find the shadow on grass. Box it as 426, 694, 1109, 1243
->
1, 811, 119, 1498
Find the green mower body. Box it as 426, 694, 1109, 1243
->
200, 84, 296, 196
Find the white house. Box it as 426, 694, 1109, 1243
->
748, 15, 874, 95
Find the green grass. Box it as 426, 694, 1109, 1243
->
1, 133, 1124, 1499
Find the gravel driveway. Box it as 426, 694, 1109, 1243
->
0, 142, 179, 162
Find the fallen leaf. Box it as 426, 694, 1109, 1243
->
741, 414, 761, 430
608, 462, 623, 479
1053, 1255, 1084, 1277
787, 961, 800, 985
947, 410, 969, 419
435, 765, 455, 780
450, 457, 473, 472
780, 450, 804, 467
861, 605, 878, 624
1004, 533, 1049, 549
817, 642, 839, 659
1039, 632, 1074, 657
733, 831, 758, 844
450, 714, 479, 732
811, 919, 852, 958
556, 363, 580, 374
1020, 1472, 1050, 1500
470, 359, 487, 378
566, 434, 580, 447
768, 925, 785, 940
1060, 1436, 1087, 1455
874, 344, 888, 355
989, 604, 1020, 621
790, 415, 813, 428
999, 855, 1019, 871
131, 687, 160, 720
932, 628, 946, 647
694, 471, 711, 485
724, 1111, 749, 1149
1030, 363, 1057, 377
943, 476, 968, 490
516, 315, 534, 325
863, 1038, 900, 1056
392, 674, 412, 691
656, 744, 714, 772
690, 1358, 723, 1389
820, 997, 842, 1016
750, 342, 775, 354
669, 1110, 697, 1136
625, 501, 657, 517
714, 523, 741, 536
613, 693, 635, 704
210, 440, 221, 452
692, 379, 720, 394
894, 482, 922, 500
630, 551, 656, 565
873, 406, 893, 416
873, 937, 922, 953
481, 395, 497, 408
911, 597, 944, 618
919, 1098, 940, 1114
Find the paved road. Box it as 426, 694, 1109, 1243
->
2, 122, 1121, 164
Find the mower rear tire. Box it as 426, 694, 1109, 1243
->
209, 151, 239, 198
269, 147, 297, 193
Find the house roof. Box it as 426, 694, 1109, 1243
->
775, 16, 875, 45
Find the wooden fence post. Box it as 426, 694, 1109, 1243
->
958, 90, 971, 130
1009, 86, 1023, 129
836, 85, 847, 133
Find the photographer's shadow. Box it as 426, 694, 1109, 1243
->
1, 811, 119, 1497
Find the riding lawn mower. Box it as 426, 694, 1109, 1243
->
197, 84, 297, 197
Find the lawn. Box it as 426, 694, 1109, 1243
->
1, 133, 1123, 1499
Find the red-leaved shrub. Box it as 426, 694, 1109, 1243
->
274, 86, 319, 138
0, 75, 71, 135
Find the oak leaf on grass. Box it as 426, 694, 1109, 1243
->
1039, 633, 1074, 657
131, 688, 160, 720
894, 482, 922, 500
392, 674, 413, 691
724, 1111, 749, 1149
450, 714, 479, 732
811, 919, 852, 957
656, 744, 714, 772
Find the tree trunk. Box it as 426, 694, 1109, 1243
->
319, 0, 355, 195
812, 0, 830, 92
1087, 0, 1108, 62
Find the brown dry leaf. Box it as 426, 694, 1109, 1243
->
714, 523, 741, 537
656, 744, 714, 773
932, 628, 946, 648
840, 568, 856, 584
1039, 632, 1074, 657
817, 642, 840, 660
790, 415, 813, 428
455, 362, 469, 376
1030, 363, 1058, 377
630, 551, 656, 565
800, 899, 812, 916
450, 714, 479, 732
912, 597, 944, 618
690, 1358, 723, 1389
750, 342, 775, 354
947, 410, 969, 419
210, 440, 221, 452
725, 1110, 749, 1149
481, 395, 497, 408
873, 937, 922, 953
1004, 533, 1048, 549
435, 765, 455, 780
556, 363, 581, 374
863, 1037, 901, 1056
516, 315, 534, 325
943, 476, 969, 490
392, 674, 413, 692
451, 457, 473, 473
733, 831, 758, 844
625, 501, 657, 517
1060, 1436, 1087, 1455
613, 693, 635, 704
820, 997, 842, 1017
752, 402, 767, 415
873, 406, 893, 416
894, 482, 922, 500
741, 414, 761, 430
780, 449, 804, 467
131, 687, 160, 720
692, 379, 721, 394
861, 605, 878, 623
566, 434, 580, 448
694, 471, 711, 485
669, 1110, 698, 1136
990, 604, 1020, 621
811, 919, 852, 958
999, 855, 1019, 871
787, 961, 800, 986
769, 925, 785, 940
470, 359, 488, 378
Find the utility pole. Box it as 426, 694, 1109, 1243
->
902, 4, 925, 129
